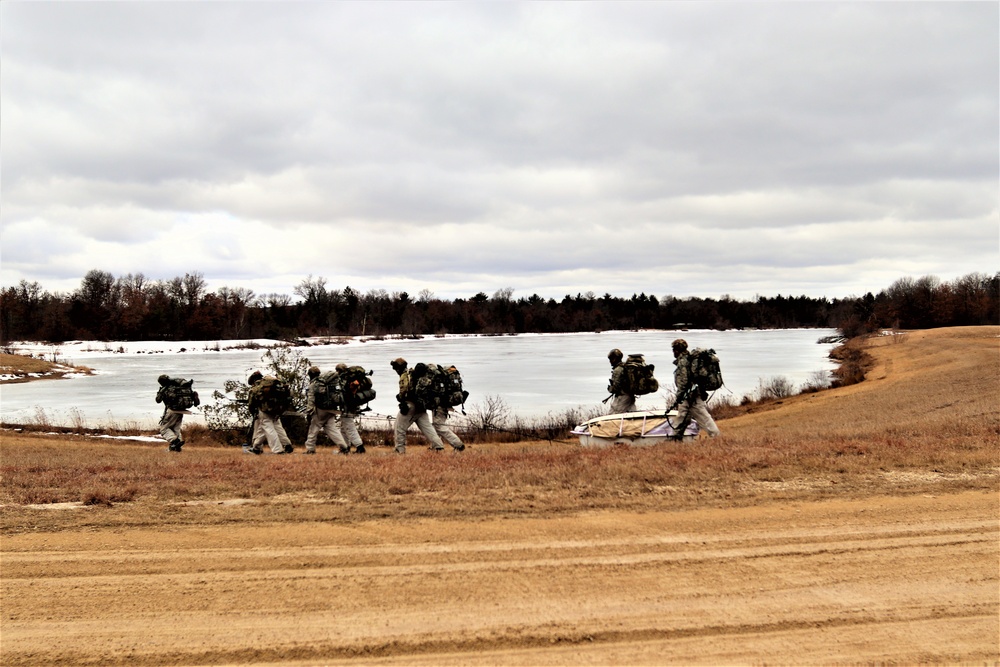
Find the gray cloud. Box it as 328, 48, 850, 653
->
1, 2, 996, 301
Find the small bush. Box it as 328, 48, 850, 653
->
758, 375, 795, 400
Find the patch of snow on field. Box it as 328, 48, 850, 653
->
89, 434, 162, 443
7, 339, 293, 359
4, 332, 574, 359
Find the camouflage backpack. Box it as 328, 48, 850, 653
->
413, 363, 469, 410
439, 365, 469, 409
623, 354, 659, 396
313, 370, 343, 410
689, 348, 724, 391
161, 377, 199, 411
339, 365, 376, 408
412, 363, 445, 409
258, 375, 292, 416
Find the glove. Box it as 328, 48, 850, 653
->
398, 402, 409, 416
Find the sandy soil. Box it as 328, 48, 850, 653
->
2, 491, 996, 666
2, 327, 998, 666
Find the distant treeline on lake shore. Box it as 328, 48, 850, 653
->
2, 270, 997, 344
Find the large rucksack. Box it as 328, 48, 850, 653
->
340, 365, 376, 408
412, 363, 445, 409
623, 354, 659, 396
410, 363, 465, 408
161, 377, 199, 411
313, 370, 343, 410
438, 365, 469, 409
258, 375, 292, 416
689, 348, 724, 391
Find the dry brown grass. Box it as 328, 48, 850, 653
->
1, 326, 997, 535
0, 352, 92, 383
0, 353, 57, 375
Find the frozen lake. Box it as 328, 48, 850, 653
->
1, 329, 840, 428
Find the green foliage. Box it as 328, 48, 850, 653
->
202, 347, 312, 431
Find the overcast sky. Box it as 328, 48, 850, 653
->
2, 2, 997, 302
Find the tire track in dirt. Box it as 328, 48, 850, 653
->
2, 492, 997, 666
3, 522, 994, 582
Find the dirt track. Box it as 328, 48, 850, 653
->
2, 490, 996, 666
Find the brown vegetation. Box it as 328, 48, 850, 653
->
0, 352, 91, 384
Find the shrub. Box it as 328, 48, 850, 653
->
465, 394, 513, 434
202, 348, 313, 432
758, 375, 795, 400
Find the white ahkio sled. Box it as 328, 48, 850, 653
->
572, 409, 699, 448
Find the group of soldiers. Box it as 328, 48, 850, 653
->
157, 337, 720, 453
241, 357, 467, 456
606, 338, 721, 438
157, 357, 467, 455
241, 365, 372, 456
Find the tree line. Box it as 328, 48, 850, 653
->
1, 270, 996, 344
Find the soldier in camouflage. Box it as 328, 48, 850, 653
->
391, 358, 445, 454
155, 373, 199, 452
670, 339, 720, 438
335, 363, 366, 454
303, 366, 350, 455
248, 373, 293, 455
607, 348, 637, 414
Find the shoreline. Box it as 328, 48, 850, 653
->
0, 328, 843, 430
3, 326, 840, 360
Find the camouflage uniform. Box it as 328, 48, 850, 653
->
607, 349, 636, 414
155, 375, 199, 452
608, 362, 637, 414
671, 348, 720, 438
304, 370, 349, 454
392, 359, 445, 454
336, 364, 365, 453
431, 407, 465, 451
338, 409, 364, 453
249, 377, 293, 454
157, 409, 185, 449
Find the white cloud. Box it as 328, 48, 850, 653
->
1, 2, 996, 303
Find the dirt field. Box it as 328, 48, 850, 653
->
2, 327, 998, 666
